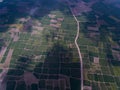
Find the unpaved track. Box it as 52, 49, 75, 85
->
3, 49, 13, 68
0, 49, 13, 90
0, 69, 8, 90
73, 15, 84, 90
0, 47, 7, 62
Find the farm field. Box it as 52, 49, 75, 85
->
0, 0, 81, 90
0, 0, 120, 90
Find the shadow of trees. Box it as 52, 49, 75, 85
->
33, 43, 81, 90
4, 42, 81, 90
33, 42, 73, 79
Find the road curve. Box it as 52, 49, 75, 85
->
73, 15, 84, 90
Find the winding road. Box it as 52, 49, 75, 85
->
67, 0, 84, 88
73, 15, 84, 90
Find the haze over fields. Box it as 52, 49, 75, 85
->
0, 0, 120, 90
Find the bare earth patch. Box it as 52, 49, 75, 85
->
13, 34, 19, 42
48, 14, 56, 18
24, 71, 39, 86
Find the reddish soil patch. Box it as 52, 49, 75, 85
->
24, 71, 39, 86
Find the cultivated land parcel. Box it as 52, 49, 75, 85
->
0, 0, 120, 90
